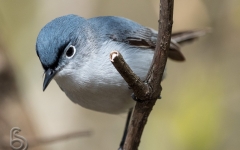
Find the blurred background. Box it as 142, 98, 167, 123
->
0, 0, 239, 150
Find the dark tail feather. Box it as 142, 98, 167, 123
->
172, 29, 208, 45
169, 29, 209, 61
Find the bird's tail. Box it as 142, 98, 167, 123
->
169, 29, 209, 61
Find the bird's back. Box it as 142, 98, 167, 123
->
88, 16, 157, 47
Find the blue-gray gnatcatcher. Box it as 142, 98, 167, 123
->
36, 14, 204, 114
36, 14, 205, 149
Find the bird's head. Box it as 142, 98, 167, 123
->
36, 14, 88, 91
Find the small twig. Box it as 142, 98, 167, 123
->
110, 51, 149, 100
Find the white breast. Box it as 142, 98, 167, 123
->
54, 41, 154, 114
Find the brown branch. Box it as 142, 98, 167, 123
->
110, 51, 149, 100
110, 0, 174, 149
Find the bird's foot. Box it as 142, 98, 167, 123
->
131, 93, 145, 102
131, 93, 161, 102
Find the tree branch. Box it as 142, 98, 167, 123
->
110, 0, 174, 149
110, 51, 149, 100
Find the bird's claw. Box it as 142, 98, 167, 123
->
131, 93, 161, 102
131, 93, 144, 102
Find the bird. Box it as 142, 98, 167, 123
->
36, 14, 206, 149
36, 14, 205, 114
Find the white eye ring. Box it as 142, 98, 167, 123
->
66, 45, 76, 59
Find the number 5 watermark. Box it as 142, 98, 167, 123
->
10, 127, 28, 150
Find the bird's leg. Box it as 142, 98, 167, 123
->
118, 108, 133, 150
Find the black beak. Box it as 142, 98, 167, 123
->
43, 69, 57, 91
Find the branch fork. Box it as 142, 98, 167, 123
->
110, 0, 174, 149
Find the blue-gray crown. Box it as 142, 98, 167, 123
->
36, 14, 86, 70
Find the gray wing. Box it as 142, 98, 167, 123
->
88, 16, 205, 61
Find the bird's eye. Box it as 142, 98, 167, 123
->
66, 45, 76, 58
